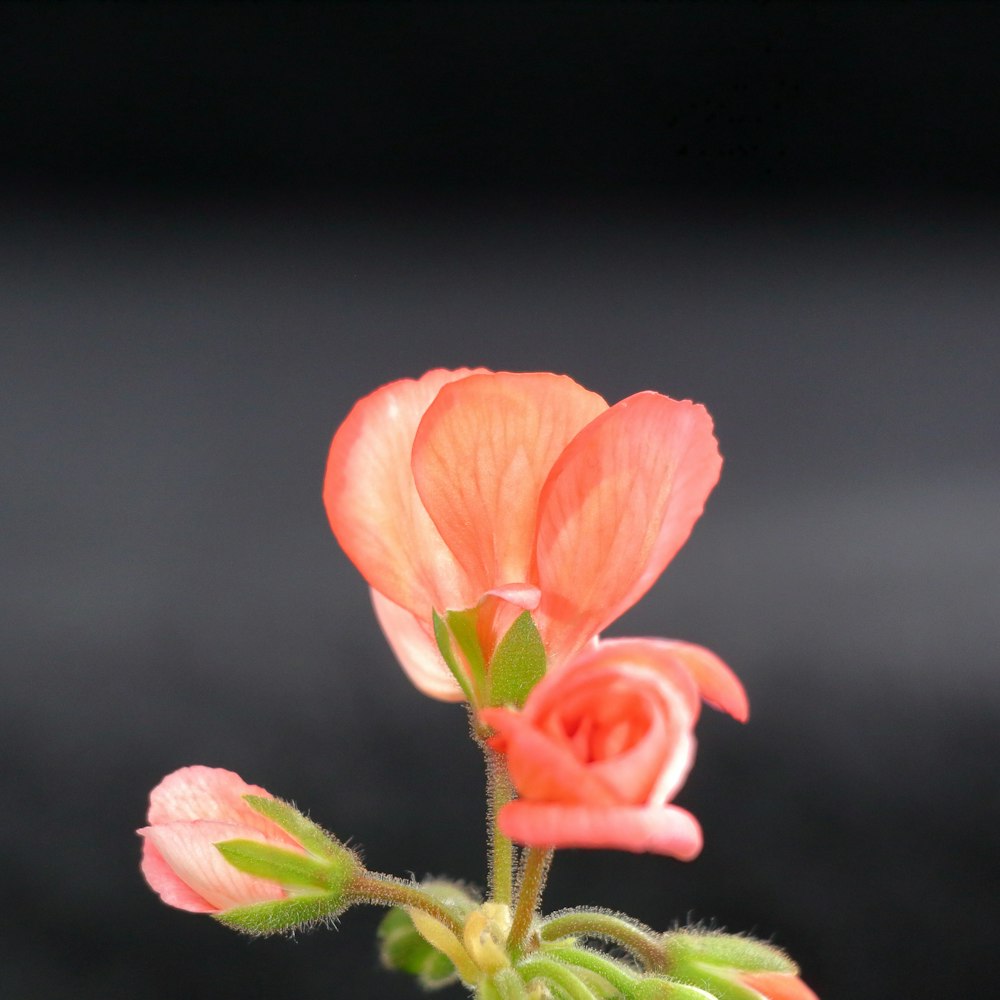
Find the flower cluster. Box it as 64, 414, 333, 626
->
138, 369, 819, 1000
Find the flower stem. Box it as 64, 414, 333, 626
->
540, 909, 666, 973
348, 872, 464, 938
508, 847, 553, 959
516, 956, 596, 1000
542, 945, 642, 998
484, 743, 515, 905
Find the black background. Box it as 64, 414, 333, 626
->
3, 3, 999, 999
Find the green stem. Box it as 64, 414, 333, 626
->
348, 872, 464, 938
540, 909, 666, 973
516, 957, 597, 1000
543, 945, 642, 998
508, 847, 553, 958
485, 744, 515, 904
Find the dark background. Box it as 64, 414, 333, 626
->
3, 3, 998, 998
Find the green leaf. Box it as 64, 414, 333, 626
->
215, 839, 335, 890
445, 608, 487, 693
214, 892, 348, 936
433, 609, 476, 702
488, 611, 546, 707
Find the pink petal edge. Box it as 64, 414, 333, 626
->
371, 589, 465, 701
497, 801, 704, 859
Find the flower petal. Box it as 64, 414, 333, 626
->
497, 801, 703, 858
324, 369, 484, 618
481, 707, 621, 805
371, 588, 465, 701
146, 766, 297, 846
516, 655, 698, 805
652, 639, 749, 722
412, 372, 607, 596
740, 972, 821, 1000
139, 836, 216, 912
535, 393, 722, 666
139, 821, 288, 911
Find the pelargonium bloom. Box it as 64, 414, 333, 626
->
480, 638, 747, 856
323, 369, 722, 701
138, 765, 309, 913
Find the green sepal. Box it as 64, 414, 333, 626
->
445, 608, 487, 694
215, 839, 337, 890
433, 609, 476, 703
487, 611, 546, 707
242, 794, 356, 865
214, 892, 347, 936
663, 932, 797, 976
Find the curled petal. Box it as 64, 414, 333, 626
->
511, 655, 698, 805
324, 369, 483, 619
740, 972, 821, 1000
497, 801, 703, 859
651, 639, 749, 722
139, 821, 288, 912
535, 393, 722, 666
412, 372, 607, 595
481, 706, 621, 805
371, 589, 464, 701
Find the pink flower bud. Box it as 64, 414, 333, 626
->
138, 766, 308, 913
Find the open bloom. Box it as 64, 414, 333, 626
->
138, 766, 307, 913
480, 638, 747, 856
324, 369, 722, 700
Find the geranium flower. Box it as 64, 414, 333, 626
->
139, 766, 311, 913
480, 638, 746, 856
323, 370, 723, 701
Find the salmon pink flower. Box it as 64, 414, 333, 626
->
480, 638, 747, 856
138, 765, 356, 918
323, 369, 722, 702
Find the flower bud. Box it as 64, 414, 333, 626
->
661, 931, 819, 1000
377, 881, 479, 990
138, 766, 359, 935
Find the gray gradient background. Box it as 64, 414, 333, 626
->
2, 5, 999, 999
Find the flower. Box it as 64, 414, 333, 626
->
323, 369, 722, 701
138, 765, 313, 913
480, 637, 747, 856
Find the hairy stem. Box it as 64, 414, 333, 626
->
508, 847, 553, 958
484, 744, 516, 905
540, 909, 666, 973
517, 956, 596, 1000
349, 872, 464, 938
